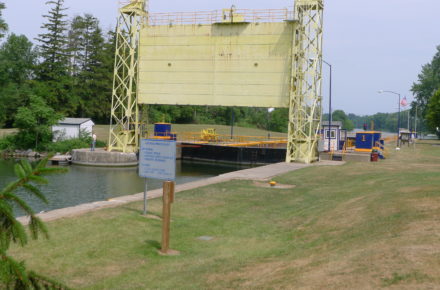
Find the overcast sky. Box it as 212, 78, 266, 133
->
2, 0, 439, 115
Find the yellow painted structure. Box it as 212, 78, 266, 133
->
138, 22, 295, 108
109, 1, 324, 164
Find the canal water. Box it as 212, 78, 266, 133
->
0, 159, 244, 216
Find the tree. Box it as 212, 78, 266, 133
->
426, 90, 440, 137
0, 158, 68, 289
0, 2, 7, 39
269, 108, 289, 133
36, 0, 75, 115
13, 95, 62, 150
0, 34, 37, 128
331, 110, 354, 131
66, 16, 115, 122
411, 46, 440, 115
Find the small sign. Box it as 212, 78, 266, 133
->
139, 139, 176, 180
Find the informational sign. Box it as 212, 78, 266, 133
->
139, 139, 176, 181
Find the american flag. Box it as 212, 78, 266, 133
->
400, 96, 408, 107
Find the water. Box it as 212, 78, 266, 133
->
0, 159, 244, 216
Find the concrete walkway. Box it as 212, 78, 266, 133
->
17, 160, 343, 225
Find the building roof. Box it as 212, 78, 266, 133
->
57, 118, 93, 125
321, 121, 343, 127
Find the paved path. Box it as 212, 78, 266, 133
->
17, 161, 343, 225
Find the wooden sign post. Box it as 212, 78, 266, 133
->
138, 139, 178, 255
160, 181, 179, 255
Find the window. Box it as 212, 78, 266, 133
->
325, 129, 336, 139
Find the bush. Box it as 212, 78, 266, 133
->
0, 134, 16, 151
44, 137, 106, 154
44, 138, 91, 153
13, 95, 62, 150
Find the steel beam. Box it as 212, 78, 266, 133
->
286, 0, 324, 163
108, 0, 147, 153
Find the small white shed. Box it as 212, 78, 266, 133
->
52, 118, 95, 141
319, 121, 343, 152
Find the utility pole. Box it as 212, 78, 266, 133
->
415, 105, 418, 134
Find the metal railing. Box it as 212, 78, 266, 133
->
148, 131, 287, 148
148, 9, 294, 26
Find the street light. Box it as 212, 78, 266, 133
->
309, 58, 332, 151
323, 60, 332, 152
378, 90, 401, 148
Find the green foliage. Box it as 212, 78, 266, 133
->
328, 110, 354, 131
0, 134, 16, 151
0, 34, 36, 86
426, 90, 440, 137
146, 105, 288, 133
0, 2, 7, 39
0, 34, 37, 128
13, 95, 62, 150
0, 158, 68, 289
44, 135, 105, 153
346, 111, 400, 132
36, 0, 76, 116
411, 45, 440, 133
67, 15, 114, 123
412, 46, 440, 115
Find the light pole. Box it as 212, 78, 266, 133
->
378, 90, 401, 148
323, 60, 332, 152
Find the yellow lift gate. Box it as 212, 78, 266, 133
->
108, 0, 324, 164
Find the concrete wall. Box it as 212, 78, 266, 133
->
71, 149, 138, 167
138, 22, 295, 108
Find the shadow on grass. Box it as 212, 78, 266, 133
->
121, 206, 163, 219
144, 240, 161, 256
146, 240, 161, 249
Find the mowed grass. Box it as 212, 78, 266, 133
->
0, 128, 17, 138
9, 141, 440, 289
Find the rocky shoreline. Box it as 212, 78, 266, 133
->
1, 149, 48, 159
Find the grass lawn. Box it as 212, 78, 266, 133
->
0, 128, 17, 138
9, 141, 440, 289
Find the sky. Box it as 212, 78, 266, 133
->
2, 0, 440, 115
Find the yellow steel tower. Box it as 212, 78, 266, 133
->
108, 0, 147, 153
286, 0, 324, 163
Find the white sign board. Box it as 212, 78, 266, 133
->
139, 139, 176, 181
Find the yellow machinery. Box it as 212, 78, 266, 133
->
200, 129, 218, 142
108, 0, 324, 164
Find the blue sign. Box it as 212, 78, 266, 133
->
139, 139, 176, 180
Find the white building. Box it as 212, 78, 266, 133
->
52, 118, 95, 141
319, 121, 343, 152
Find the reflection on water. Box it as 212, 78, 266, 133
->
0, 159, 245, 215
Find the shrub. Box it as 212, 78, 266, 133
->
0, 134, 16, 151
